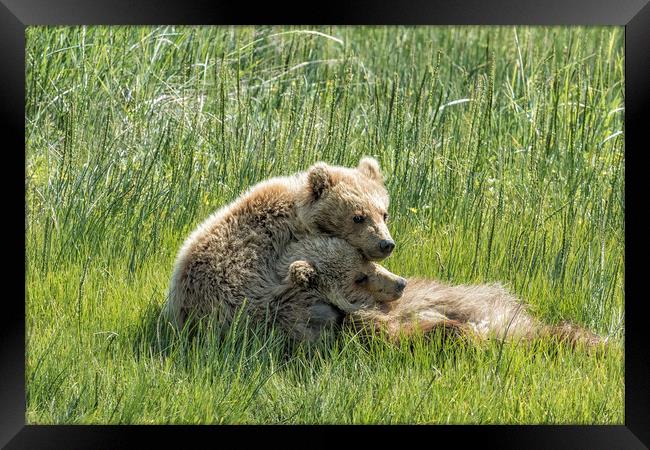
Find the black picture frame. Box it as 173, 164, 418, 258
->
4, 0, 649, 448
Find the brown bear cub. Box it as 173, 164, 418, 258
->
266, 235, 407, 342
346, 280, 607, 349
282, 239, 606, 349
164, 157, 395, 331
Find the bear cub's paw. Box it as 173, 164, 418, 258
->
288, 260, 318, 288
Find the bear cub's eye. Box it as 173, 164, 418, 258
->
383, 213, 389, 222
355, 274, 369, 284
353, 215, 366, 224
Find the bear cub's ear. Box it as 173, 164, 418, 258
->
288, 260, 318, 288
357, 157, 384, 184
307, 162, 333, 200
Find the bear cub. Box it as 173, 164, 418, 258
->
164, 157, 395, 332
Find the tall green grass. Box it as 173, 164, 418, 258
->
26, 26, 624, 424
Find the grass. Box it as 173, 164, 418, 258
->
25, 25, 624, 424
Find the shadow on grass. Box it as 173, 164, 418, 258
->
125, 299, 617, 387
126, 301, 348, 374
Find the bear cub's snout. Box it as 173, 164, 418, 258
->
379, 239, 396, 256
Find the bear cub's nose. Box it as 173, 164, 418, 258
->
396, 277, 407, 292
379, 239, 395, 254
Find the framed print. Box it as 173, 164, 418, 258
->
3, 0, 649, 447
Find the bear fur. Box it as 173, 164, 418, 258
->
282, 240, 606, 349
346, 279, 606, 348
164, 157, 395, 331
270, 235, 406, 341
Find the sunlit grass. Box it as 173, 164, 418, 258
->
25, 25, 624, 424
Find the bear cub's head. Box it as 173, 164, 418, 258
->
284, 237, 407, 313
303, 157, 395, 261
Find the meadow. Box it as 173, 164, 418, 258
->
25, 26, 624, 424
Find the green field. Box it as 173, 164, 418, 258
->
25, 26, 625, 424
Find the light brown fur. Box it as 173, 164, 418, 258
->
347, 279, 606, 349
281, 240, 607, 349
272, 236, 406, 341
164, 157, 394, 331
